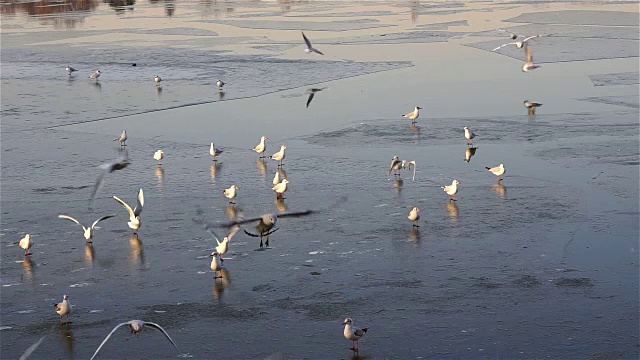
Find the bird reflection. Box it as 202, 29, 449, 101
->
218, 91, 225, 100
446, 202, 459, 224
410, 124, 421, 139
212, 268, 230, 301
464, 147, 477, 163
275, 198, 288, 213
91, 81, 102, 92
58, 327, 74, 356
276, 168, 288, 181
225, 205, 243, 222
155, 86, 163, 98
491, 184, 507, 199
129, 235, 145, 268
305, 87, 326, 108
256, 159, 267, 179
410, 0, 419, 22
155, 166, 165, 191
21, 258, 34, 282
164, 0, 175, 16
351, 353, 371, 360
394, 179, 404, 193
407, 228, 421, 244
210, 163, 221, 185
84, 243, 95, 267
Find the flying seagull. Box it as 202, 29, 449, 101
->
113, 188, 144, 235
192, 208, 240, 262
58, 214, 116, 242
302, 32, 324, 55
89, 153, 130, 209
306, 87, 326, 108
492, 35, 539, 51
90, 320, 181, 360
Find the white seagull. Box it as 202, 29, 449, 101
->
58, 214, 116, 242
302, 32, 324, 55
389, 156, 402, 177
153, 150, 164, 164
66, 66, 78, 75
486, 163, 506, 183
53, 295, 71, 323
442, 179, 461, 202
342, 318, 368, 352
270, 145, 287, 167
522, 46, 541, 72
492, 35, 539, 51
227, 210, 314, 248
463, 127, 476, 145
154, 75, 162, 84
408, 207, 420, 227
89, 70, 101, 80
272, 179, 289, 200
90, 320, 181, 360
113, 188, 145, 234
114, 130, 127, 146
252, 136, 268, 158
210, 251, 223, 279
223, 185, 239, 204
216, 79, 225, 89
210, 143, 223, 161
402, 106, 421, 124
401, 160, 416, 181
19, 234, 33, 256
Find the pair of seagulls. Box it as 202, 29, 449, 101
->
251, 137, 287, 167
153, 142, 224, 165
65, 66, 101, 80
492, 31, 542, 72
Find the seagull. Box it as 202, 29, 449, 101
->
464, 147, 477, 163
192, 209, 240, 262
66, 66, 78, 75
408, 207, 420, 227
463, 127, 476, 145
113, 188, 144, 235
210, 143, 223, 161
210, 251, 223, 279
388, 156, 402, 178
89, 153, 130, 209
153, 150, 164, 164
253, 136, 268, 158
58, 214, 116, 242
216, 80, 225, 89
302, 32, 324, 55
272, 179, 289, 200
114, 130, 127, 146
402, 106, 421, 124
523, 100, 542, 116
53, 295, 71, 323
442, 179, 461, 202
223, 185, 239, 205
306, 87, 325, 108
401, 160, 416, 181
342, 318, 368, 352
154, 75, 162, 84
90, 320, 181, 360
269, 145, 287, 167
89, 70, 101, 80
522, 46, 541, 72
19, 234, 32, 256
497, 28, 519, 40
486, 163, 506, 183
492, 35, 539, 51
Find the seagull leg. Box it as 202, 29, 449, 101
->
259, 236, 264, 248
265, 236, 269, 247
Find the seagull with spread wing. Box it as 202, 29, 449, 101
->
192, 209, 240, 262
90, 320, 181, 360
89, 152, 130, 209
492, 35, 540, 52
58, 214, 116, 242
302, 32, 324, 55
113, 188, 144, 235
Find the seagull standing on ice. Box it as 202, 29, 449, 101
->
486, 163, 506, 183
53, 295, 71, 323
389, 156, 402, 178
302, 32, 324, 55
216, 80, 225, 89
272, 179, 289, 200
342, 318, 368, 352
402, 106, 421, 124
253, 136, 268, 158
114, 130, 127, 146
523, 100, 542, 116
66, 66, 78, 75
492, 35, 540, 51
270, 145, 287, 167
113, 188, 144, 235
19, 234, 33, 256
58, 214, 116, 242
153, 150, 164, 164
154, 75, 162, 84
210, 143, 223, 161
89, 70, 101, 80
442, 179, 461, 202
408, 207, 420, 227
209, 251, 223, 279
522, 47, 541, 72
90, 320, 181, 360
463, 127, 476, 145
223, 185, 239, 204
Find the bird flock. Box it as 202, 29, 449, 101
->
17, 28, 546, 357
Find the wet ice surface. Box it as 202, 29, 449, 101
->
578, 95, 640, 109
505, 10, 640, 26
1, 1, 639, 359
589, 72, 640, 87
195, 19, 395, 31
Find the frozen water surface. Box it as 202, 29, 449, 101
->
1, 0, 638, 359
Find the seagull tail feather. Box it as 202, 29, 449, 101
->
485, 167, 491, 170
362, 328, 368, 333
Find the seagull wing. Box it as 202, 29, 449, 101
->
19, 335, 47, 360
354, 327, 366, 336
302, 32, 312, 49
113, 196, 135, 219
227, 224, 241, 241
487, 165, 501, 173
145, 322, 182, 354
91, 215, 116, 229
133, 189, 144, 216
525, 46, 533, 64
491, 42, 517, 51
312, 48, 324, 55
210, 143, 215, 156
58, 215, 83, 227
522, 35, 539, 43
306, 92, 315, 108
192, 208, 223, 243
90, 322, 131, 360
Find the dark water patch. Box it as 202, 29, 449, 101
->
512, 274, 542, 288
129, 27, 218, 36
417, 20, 469, 30
590, 72, 640, 87
141, 302, 264, 322
505, 10, 639, 26
578, 96, 640, 109
285, 11, 397, 18
472, 23, 639, 40
554, 277, 594, 287
194, 19, 394, 31
315, 30, 465, 45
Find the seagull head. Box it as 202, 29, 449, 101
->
63, 295, 69, 300
453, 180, 461, 185
416, 106, 422, 110
282, 179, 290, 185
130, 320, 144, 333
342, 318, 352, 326
392, 155, 399, 161
281, 145, 287, 150
412, 207, 420, 213
210, 251, 218, 257
261, 136, 268, 141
